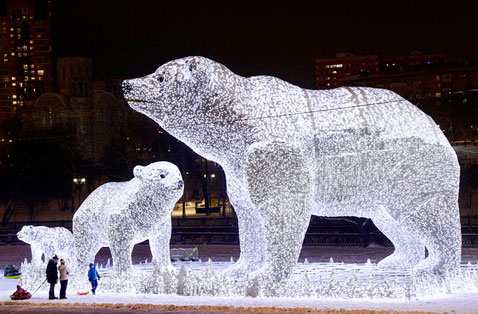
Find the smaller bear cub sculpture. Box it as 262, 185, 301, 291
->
17, 225, 74, 265
73, 161, 183, 290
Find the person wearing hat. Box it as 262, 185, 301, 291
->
46, 255, 59, 299
58, 258, 70, 299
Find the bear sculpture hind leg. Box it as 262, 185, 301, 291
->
391, 192, 461, 276
374, 209, 425, 269
108, 214, 136, 292
246, 141, 313, 297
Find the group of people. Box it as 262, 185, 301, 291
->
46, 255, 100, 299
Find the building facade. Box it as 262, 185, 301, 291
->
0, 0, 53, 120
316, 52, 379, 89
21, 57, 128, 162
382, 51, 447, 69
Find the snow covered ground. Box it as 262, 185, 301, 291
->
1, 245, 478, 313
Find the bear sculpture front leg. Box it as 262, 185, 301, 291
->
245, 141, 313, 297
222, 174, 266, 278
149, 217, 176, 273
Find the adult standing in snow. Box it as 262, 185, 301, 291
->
58, 258, 69, 299
87, 263, 100, 295
46, 255, 59, 299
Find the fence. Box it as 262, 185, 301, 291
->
1, 216, 477, 247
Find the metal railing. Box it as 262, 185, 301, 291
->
2, 216, 478, 247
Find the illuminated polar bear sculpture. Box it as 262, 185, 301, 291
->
17, 225, 74, 265
123, 56, 461, 295
73, 161, 183, 289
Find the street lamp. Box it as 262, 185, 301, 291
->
72, 177, 86, 212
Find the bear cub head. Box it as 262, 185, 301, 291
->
133, 161, 184, 201
17, 225, 41, 243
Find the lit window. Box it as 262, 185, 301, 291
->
29, 40, 33, 44
3, 53, 6, 57
332, 71, 337, 74
19, 83, 23, 87
23, 64, 28, 69
435, 92, 441, 98
31, 70, 35, 74
25, 76, 29, 81
12, 95, 17, 99
10, 34, 13, 38
31, 64, 35, 68
325, 65, 330, 68
11, 77, 16, 81
336, 64, 343, 68
38, 76, 43, 81
3, 59, 7, 62
10, 52, 14, 56
12, 83, 16, 86
38, 70, 44, 75
31, 77, 35, 80
10, 28, 13, 31
12, 101, 17, 105
22, 45, 27, 51
36, 34, 41, 38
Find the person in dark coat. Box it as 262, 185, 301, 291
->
46, 255, 59, 299
87, 263, 100, 295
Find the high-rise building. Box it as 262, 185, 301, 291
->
0, 0, 53, 120
57, 57, 92, 97
316, 53, 380, 89
382, 51, 447, 69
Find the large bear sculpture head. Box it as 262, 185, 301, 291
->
122, 56, 238, 153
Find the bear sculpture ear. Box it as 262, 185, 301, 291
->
133, 165, 144, 179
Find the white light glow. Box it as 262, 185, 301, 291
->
17, 225, 74, 265
72, 161, 183, 291
124, 56, 462, 297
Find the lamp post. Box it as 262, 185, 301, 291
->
73, 177, 86, 212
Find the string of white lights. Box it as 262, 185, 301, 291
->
119, 55, 462, 297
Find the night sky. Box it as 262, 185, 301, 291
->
52, 1, 478, 89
